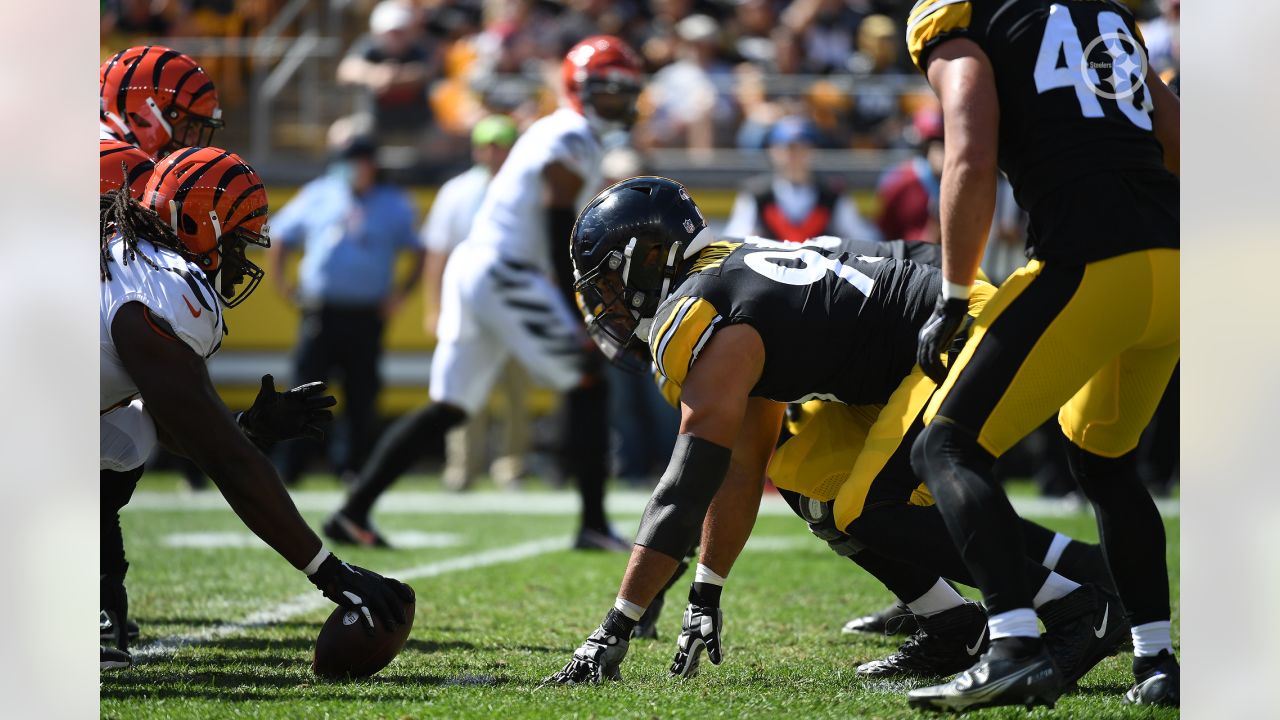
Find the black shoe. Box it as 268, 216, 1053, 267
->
906, 645, 1061, 712
1040, 584, 1129, 686
857, 602, 988, 678
100, 610, 140, 643
572, 527, 630, 552
1124, 650, 1179, 707
100, 646, 132, 670
842, 600, 919, 637
322, 512, 391, 548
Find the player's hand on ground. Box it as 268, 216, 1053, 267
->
670, 582, 724, 678
543, 612, 632, 685
917, 295, 971, 384
307, 554, 414, 636
238, 374, 336, 444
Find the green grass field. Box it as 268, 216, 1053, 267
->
101, 475, 1178, 719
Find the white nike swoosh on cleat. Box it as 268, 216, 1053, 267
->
966, 625, 988, 655
1093, 604, 1110, 638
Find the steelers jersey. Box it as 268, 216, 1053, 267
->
100, 236, 226, 411
907, 0, 1177, 263
649, 241, 940, 407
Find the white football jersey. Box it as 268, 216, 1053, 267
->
460, 108, 603, 273
100, 236, 225, 411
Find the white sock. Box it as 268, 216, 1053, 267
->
905, 579, 966, 617
988, 608, 1039, 639
1042, 533, 1072, 571
1032, 571, 1081, 608
694, 563, 726, 586
613, 596, 646, 621
1131, 620, 1174, 657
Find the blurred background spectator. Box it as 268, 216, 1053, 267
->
419, 114, 531, 491
268, 124, 424, 485
725, 116, 880, 242
338, 1, 440, 143
876, 107, 943, 243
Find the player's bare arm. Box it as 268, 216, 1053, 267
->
916, 39, 1001, 383
1146, 68, 1180, 175
925, 39, 1000, 290
111, 301, 324, 570
545, 323, 764, 684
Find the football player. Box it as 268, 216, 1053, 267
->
100, 148, 413, 670
905, 0, 1179, 710
543, 177, 1118, 688
100, 46, 224, 158
326, 36, 644, 550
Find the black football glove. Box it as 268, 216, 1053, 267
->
237, 374, 336, 447
308, 554, 415, 637
917, 295, 971, 384
543, 609, 633, 685
670, 582, 723, 678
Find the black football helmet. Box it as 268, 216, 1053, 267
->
570, 176, 713, 372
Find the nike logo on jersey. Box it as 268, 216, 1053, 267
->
1093, 604, 1110, 638
966, 625, 988, 656
183, 295, 203, 318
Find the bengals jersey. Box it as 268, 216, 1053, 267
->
649, 241, 940, 407
100, 236, 226, 411
907, 0, 1177, 263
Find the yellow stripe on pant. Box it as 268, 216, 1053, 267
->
926, 249, 1180, 458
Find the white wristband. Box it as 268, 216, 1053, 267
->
302, 546, 331, 576
613, 596, 646, 621
942, 281, 972, 301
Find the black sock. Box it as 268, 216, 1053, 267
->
911, 421, 1033, 615
1066, 444, 1170, 626
565, 379, 610, 532
344, 402, 465, 521
101, 466, 144, 581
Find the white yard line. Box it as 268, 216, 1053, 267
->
131, 536, 567, 662
127, 489, 1179, 518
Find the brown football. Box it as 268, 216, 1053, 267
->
312, 596, 416, 680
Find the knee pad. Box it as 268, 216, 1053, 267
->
1064, 443, 1140, 500
910, 420, 993, 493
100, 400, 157, 472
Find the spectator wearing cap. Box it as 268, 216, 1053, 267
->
724, 116, 881, 243
635, 13, 733, 151
419, 115, 530, 491
268, 130, 424, 484
337, 0, 439, 138
875, 107, 945, 243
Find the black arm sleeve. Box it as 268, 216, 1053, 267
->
547, 206, 578, 307
633, 433, 734, 559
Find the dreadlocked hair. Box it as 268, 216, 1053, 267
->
99, 186, 195, 282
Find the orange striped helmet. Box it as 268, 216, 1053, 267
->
100, 46, 224, 159
99, 139, 155, 199
144, 147, 270, 307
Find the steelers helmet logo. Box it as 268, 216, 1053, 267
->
1080, 32, 1148, 101
683, 219, 696, 234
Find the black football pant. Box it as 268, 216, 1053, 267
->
280, 305, 384, 483
343, 401, 467, 521
102, 465, 143, 647
562, 368, 610, 532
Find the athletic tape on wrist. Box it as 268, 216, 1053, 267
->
613, 596, 646, 621
302, 546, 331, 576
942, 280, 972, 301
694, 563, 726, 586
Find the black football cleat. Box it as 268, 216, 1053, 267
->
100, 646, 132, 670
1039, 584, 1129, 686
572, 526, 631, 552
906, 644, 1062, 712
1124, 650, 1179, 707
842, 600, 919, 637
100, 610, 140, 643
323, 512, 391, 548
857, 601, 988, 678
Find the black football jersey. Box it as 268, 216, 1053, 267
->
908, 0, 1178, 263
648, 241, 940, 407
